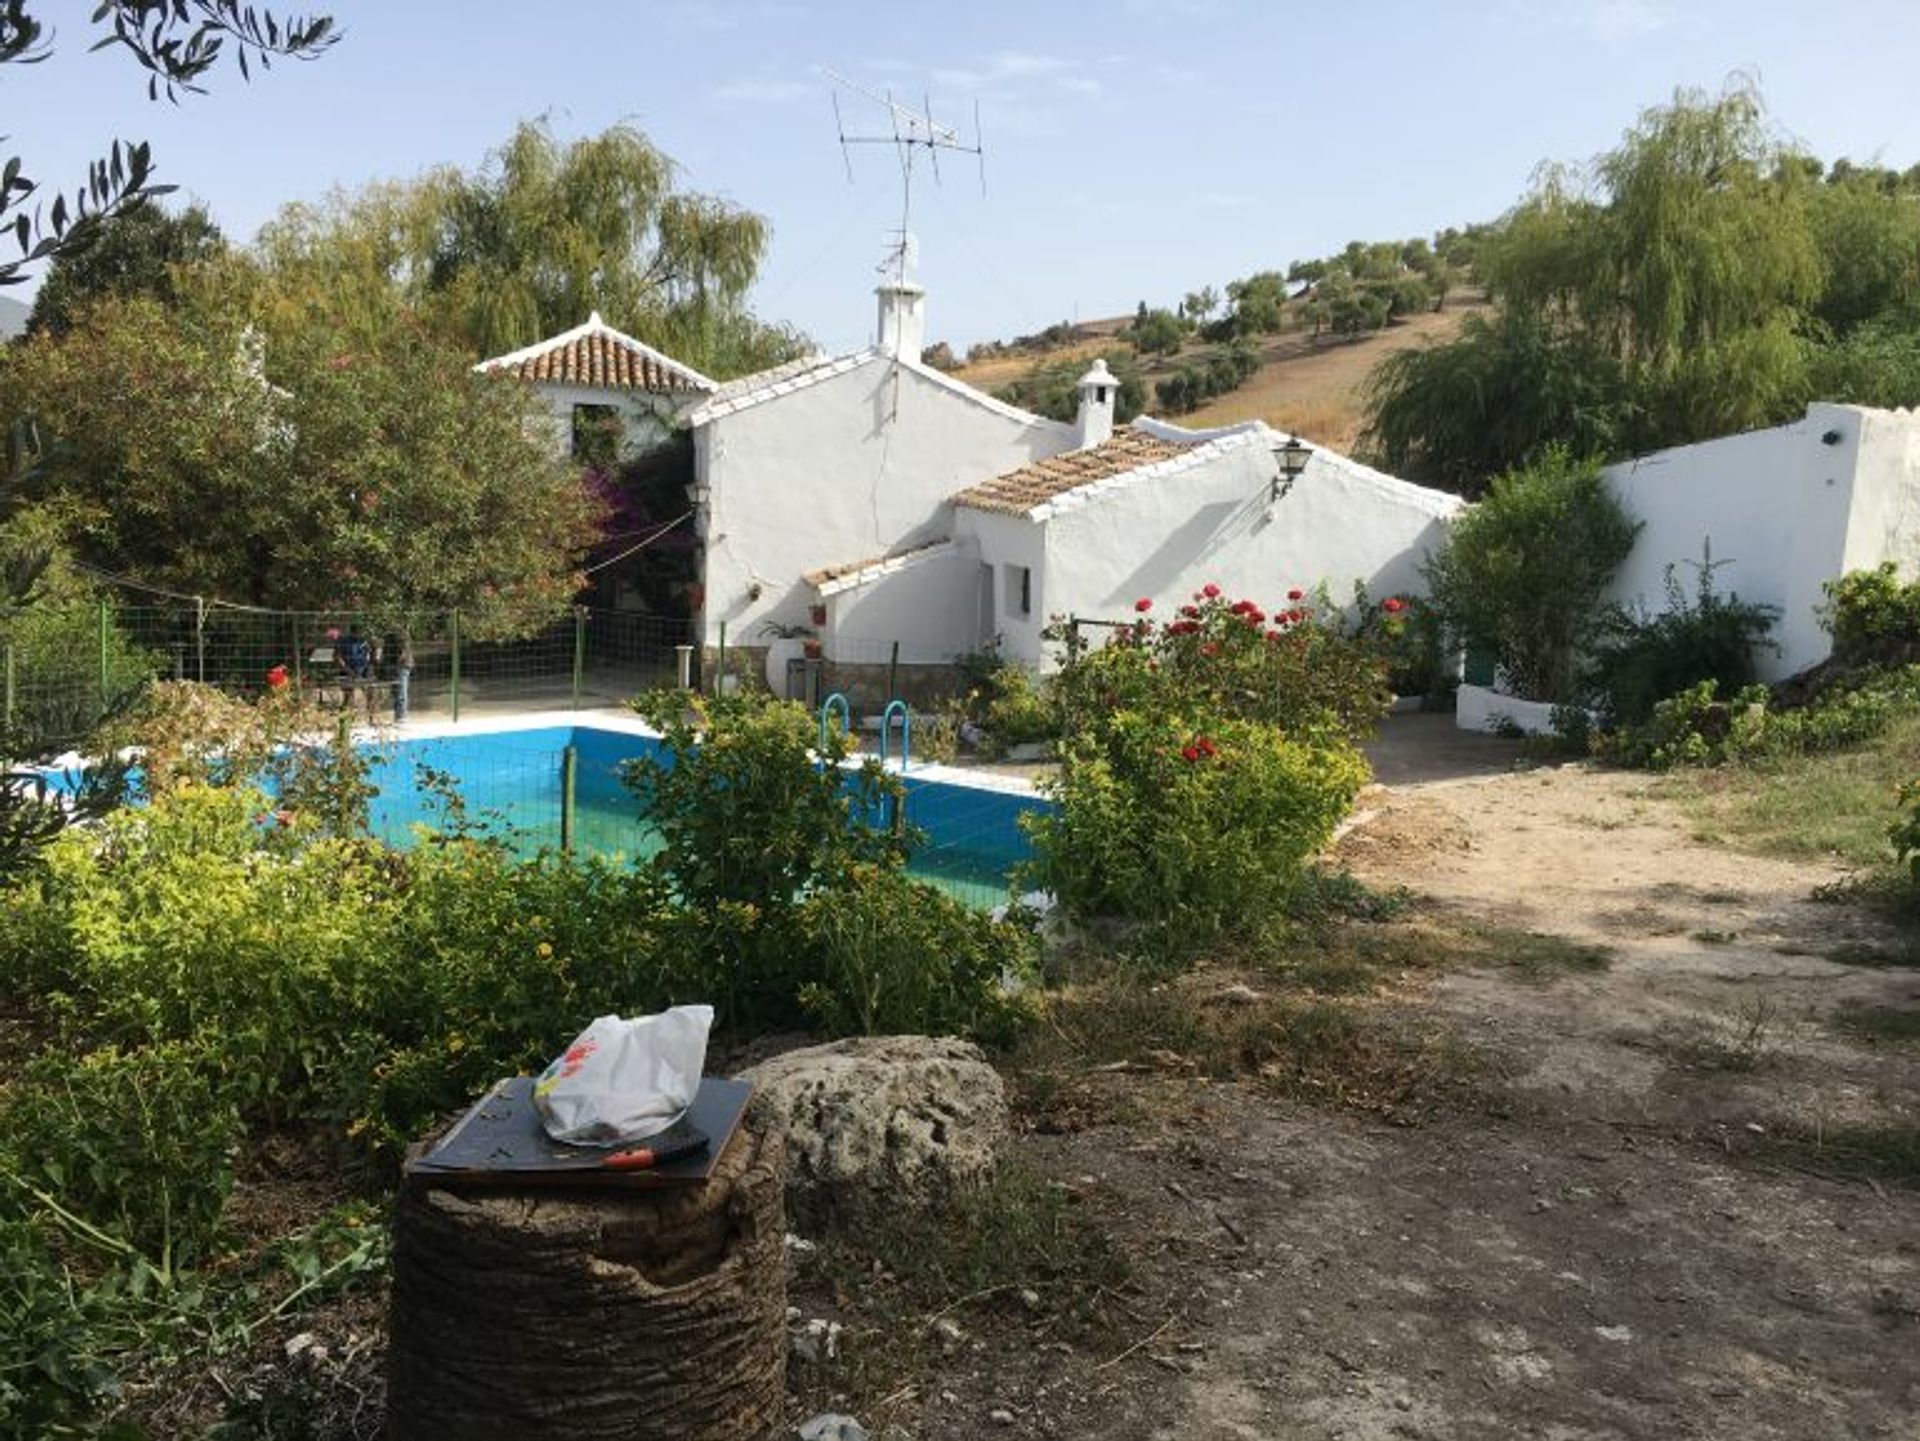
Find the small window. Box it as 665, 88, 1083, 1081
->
571, 403, 624, 467
1005, 564, 1032, 619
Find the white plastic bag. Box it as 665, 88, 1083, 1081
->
531, 1006, 713, 1146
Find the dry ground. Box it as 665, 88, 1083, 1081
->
949, 302, 1483, 455
850, 742, 1920, 1441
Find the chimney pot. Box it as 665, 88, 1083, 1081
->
1074, 358, 1118, 449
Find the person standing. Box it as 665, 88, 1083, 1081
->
393, 632, 415, 723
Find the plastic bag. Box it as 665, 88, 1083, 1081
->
531, 1006, 713, 1146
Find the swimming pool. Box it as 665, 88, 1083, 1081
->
359, 719, 1052, 909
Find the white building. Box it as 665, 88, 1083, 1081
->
685, 282, 1461, 686
474, 312, 718, 460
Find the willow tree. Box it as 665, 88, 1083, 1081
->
252, 121, 806, 379
1365, 83, 1824, 490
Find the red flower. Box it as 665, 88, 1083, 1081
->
1201, 642, 1219, 657
1202, 582, 1221, 599
1180, 604, 1200, 619
1197, 736, 1217, 758
1287, 587, 1304, 601
1383, 597, 1406, 614
1181, 744, 1200, 762
265, 665, 289, 689
1134, 597, 1153, 612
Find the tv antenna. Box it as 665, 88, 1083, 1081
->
823, 67, 985, 284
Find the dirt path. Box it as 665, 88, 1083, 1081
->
923, 756, 1920, 1441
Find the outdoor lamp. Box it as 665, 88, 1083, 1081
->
1271, 433, 1311, 502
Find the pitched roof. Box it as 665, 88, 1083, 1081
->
951, 427, 1189, 516
687, 349, 1070, 434
473, 312, 716, 394
804, 538, 954, 596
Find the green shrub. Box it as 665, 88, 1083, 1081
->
1027, 710, 1369, 941
1, 1041, 240, 1273
795, 863, 1037, 1043
1053, 585, 1393, 743
979, 665, 1058, 754
1424, 446, 1641, 702
0, 1218, 126, 1436
1823, 563, 1920, 663
1586, 553, 1778, 726
624, 690, 911, 1028
1602, 667, 1920, 769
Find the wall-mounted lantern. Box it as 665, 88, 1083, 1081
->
1271, 433, 1312, 502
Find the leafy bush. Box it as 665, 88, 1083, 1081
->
1027, 709, 1368, 941
1601, 667, 1920, 769
1424, 446, 1641, 702
979, 665, 1058, 754
1823, 563, 1920, 664
0, 1041, 240, 1273
1889, 780, 1920, 884
1052, 585, 1394, 743
795, 863, 1036, 1043
1585, 552, 1778, 726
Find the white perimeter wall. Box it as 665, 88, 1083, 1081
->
1601, 402, 1910, 680
699, 358, 1069, 648
1017, 435, 1460, 671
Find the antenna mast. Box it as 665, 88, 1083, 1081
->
824, 67, 986, 284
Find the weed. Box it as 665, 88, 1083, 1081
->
1755, 1122, 1920, 1184
1662, 998, 1779, 1073
792, 1163, 1128, 1420
1822, 939, 1920, 970
1831, 1004, 1920, 1046
1692, 928, 1738, 945
1465, 925, 1613, 978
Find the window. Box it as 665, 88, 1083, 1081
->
1005, 564, 1032, 619
571, 403, 623, 467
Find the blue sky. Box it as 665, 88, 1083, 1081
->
9, 1, 1920, 354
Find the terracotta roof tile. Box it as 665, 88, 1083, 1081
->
951, 429, 1188, 516
474, 313, 715, 395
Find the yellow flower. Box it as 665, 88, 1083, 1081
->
537, 941, 554, 958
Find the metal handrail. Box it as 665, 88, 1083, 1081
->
879, 699, 911, 771
819, 691, 852, 752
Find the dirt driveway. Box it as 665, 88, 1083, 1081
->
915, 746, 1920, 1441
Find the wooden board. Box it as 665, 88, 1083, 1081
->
403, 1076, 752, 1191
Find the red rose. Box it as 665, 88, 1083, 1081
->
1180, 604, 1200, 619
1135, 597, 1153, 612
265, 665, 289, 689
1384, 597, 1406, 614
1201, 642, 1219, 657
1202, 582, 1221, 599
1287, 587, 1304, 601
1181, 745, 1200, 762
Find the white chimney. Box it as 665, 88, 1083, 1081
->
875, 280, 927, 359
1074, 358, 1117, 449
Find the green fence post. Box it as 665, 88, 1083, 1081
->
4, 642, 13, 732
291, 615, 303, 693
560, 743, 577, 853
571, 606, 586, 711
98, 598, 110, 717
888, 639, 899, 706
194, 596, 207, 685
449, 610, 462, 723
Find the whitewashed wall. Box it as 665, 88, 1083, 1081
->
697, 357, 1069, 649
951, 508, 1052, 667
529, 383, 695, 461
1601, 402, 1920, 680
822, 540, 987, 664
1004, 432, 1460, 671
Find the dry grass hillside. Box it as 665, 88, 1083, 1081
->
950, 296, 1489, 456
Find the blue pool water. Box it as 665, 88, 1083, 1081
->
360, 725, 1050, 909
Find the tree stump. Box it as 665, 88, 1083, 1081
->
386, 1117, 786, 1441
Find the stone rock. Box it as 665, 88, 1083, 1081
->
739, 1037, 1009, 1227
798, 1415, 869, 1441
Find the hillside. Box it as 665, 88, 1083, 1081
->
951, 296, 1487, 456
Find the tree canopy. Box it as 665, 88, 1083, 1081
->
2, 295, 602, 636
26, 198, 225, 336
1364, 82, 1920, 493
252, 120, 807, 379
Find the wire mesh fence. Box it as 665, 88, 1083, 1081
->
2, 601, 699, 745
